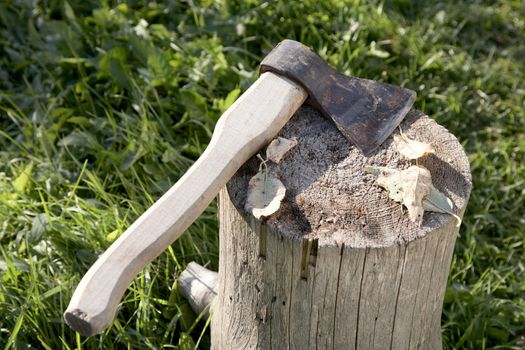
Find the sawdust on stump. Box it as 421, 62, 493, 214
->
227, 106, 472, 248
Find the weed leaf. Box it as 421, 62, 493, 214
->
30, 214, 49, 243
12, 162, 33, 195
218, 88, 241, 112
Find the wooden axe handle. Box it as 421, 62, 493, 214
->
64, 72, 307, 336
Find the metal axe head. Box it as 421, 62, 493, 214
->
260, 40, 416, 156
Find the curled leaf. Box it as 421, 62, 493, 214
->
423, 187, 461, 227
423, 187, 452, 213
244, 171, 286, 219
394, 134, 434, 160
266, 137, 298, 164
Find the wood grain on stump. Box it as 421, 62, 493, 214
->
211, 106, 471, 350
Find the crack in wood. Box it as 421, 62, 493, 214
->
390, 245, 408, 349
332, 243, 345, 348
300, 238, 318, 280
258, 223, 267, 259
355, 248, 368, 349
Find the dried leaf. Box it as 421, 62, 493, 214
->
367, 165, 460, 226
266, 137, 298, 164
394, 134, 434, 160
423, 187, 462, 227
244, 170, 286, 219
372, 167, 403, 202
377, 165, 432, 223
423, 187, 453, 213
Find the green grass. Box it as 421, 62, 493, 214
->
0, 0, 524, 348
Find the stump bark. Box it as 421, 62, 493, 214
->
210, 106, 471, 350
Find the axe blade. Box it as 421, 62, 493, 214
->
260, 40, 416, 156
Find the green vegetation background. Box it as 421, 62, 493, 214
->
0, 0, 523, 348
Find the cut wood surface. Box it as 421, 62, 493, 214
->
211, 107, 471, 349
64, 72, 307, 336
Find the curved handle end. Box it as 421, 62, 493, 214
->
64, 308, 98, 336
64, 299, 117, 336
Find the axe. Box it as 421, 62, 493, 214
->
65, 40, 416, 336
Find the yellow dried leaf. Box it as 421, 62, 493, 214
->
244, 170, 286, 219
394, 134, 434, 160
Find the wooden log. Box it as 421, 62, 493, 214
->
211, 106, 471, 350
178, 262, 218, 317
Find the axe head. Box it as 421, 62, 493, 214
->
260, 40, 416, 156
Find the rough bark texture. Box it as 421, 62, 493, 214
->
211, 107, 471, 350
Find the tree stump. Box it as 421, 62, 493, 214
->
210, 106, 471, 350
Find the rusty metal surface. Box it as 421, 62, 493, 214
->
260, 40, 416, 156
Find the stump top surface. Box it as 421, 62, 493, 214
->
227, 106, 472, 248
